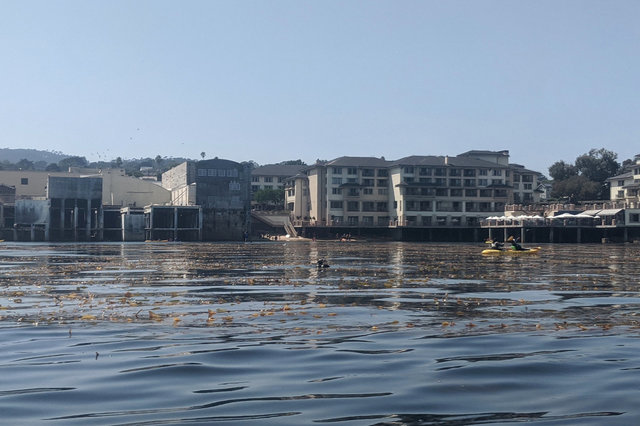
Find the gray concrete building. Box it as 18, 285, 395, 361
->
162, 159, 252, 240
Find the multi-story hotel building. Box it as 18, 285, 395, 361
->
285, 150, 542, 227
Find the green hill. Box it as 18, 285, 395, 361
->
0, 148, 69, 164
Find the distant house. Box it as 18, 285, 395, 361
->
608, 155, 640, 203
251, 164, 307, 193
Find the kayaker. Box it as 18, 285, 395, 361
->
488, 238, 504, 250
507, 236, 524, 250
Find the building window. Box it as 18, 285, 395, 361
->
21, 178, 28, 185
332, 188, 342, 195
378, 216, 390, 226
362, 201, 375, 211
378, 188, 388, 195
377, 169, 388, 177
347, 168, 358, 175
362, 168, 374, 177
492, 169, 502, 176
264, 177, 273, 182
362, 216, 374, 225
332, 167, 342, 174
198, 169, 207, 177
479, 169, 488, 176
362, 188, 373, 195
403, 167, 414, 174
332, 177, 343, 185
251, 176, 260, 182
347, 201, 359, 211
330, 201, 343, 209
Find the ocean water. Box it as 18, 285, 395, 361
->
1, 241, 640, 425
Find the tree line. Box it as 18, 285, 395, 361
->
0, 155, 189, 178
548, 148, 636, 202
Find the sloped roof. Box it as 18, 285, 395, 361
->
607, 171, 633, 181
252, 164, 306, 177
325, 156, 390, 167
390, 155, 507, 168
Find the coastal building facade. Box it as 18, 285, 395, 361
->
161, 158, 252, 240
0, 169, 170, 207
251, 164, 306, 193
608, 155, 640, 204
285, 150, 543, 228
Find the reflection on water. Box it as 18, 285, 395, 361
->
0, 241, 639, 424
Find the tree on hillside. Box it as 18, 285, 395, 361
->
277, 159, 306, 166
551, 175, 601, 202
253, 188, 285, 209
548, 148, 621, 201
548, 160, 578, 181
574, 148, 620, 183
16, 158, 35, 170
58, 156, 88, 170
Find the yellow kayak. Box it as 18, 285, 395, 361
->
482, 247, 541, 255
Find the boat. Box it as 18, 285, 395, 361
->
481, 247, 541, 255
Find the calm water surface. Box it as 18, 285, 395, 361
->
1, 241, 640, 425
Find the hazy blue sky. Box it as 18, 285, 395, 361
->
2, 0, 639, 175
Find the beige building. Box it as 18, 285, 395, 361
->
0, 169, 170, 207
608, 155, 640, 204
251, 164, 306, 193
286, 150, 543, 228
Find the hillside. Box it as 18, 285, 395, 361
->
0, 148, 69, 164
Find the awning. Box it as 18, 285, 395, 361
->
595, 209, 623, 216
582, 209, 602, 216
